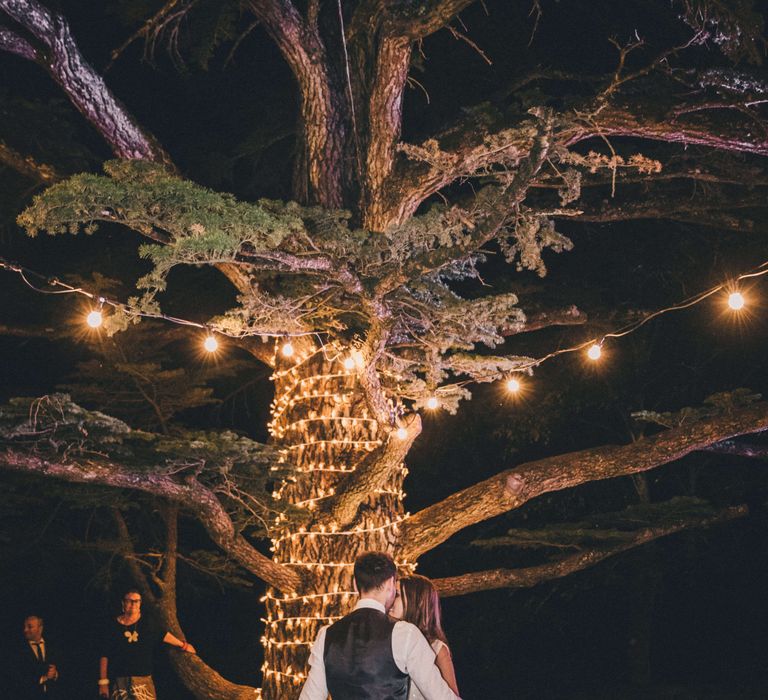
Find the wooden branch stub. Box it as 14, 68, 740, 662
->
504, 473, 525, 497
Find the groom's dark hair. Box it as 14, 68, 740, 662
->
354, 551, 396, 593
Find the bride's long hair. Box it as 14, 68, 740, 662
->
398, 575, 448, 645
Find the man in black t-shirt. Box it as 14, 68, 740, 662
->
98, 590, 196, 699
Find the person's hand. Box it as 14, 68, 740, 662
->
98, 683, 110, 698
46, 664, 58, 681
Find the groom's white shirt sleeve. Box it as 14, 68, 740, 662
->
299, 624, 329, 700
298, 599, 460, 700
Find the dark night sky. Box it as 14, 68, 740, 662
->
3, 2, 768, 698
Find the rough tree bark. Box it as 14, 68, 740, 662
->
260, 344, 410, 697
4, 2, 768, 699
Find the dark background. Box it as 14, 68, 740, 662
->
2, 1, 768, 698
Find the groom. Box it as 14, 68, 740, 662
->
299, 551, 460, 699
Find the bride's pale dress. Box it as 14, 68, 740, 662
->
408, 640, 448, 700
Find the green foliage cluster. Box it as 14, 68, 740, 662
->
62, 343, 220, 435
18, 157, 572, 412
679, 0, 766, 64
0, 393, 296, 536
632, 388, 762, 428
500, 212, 573, 277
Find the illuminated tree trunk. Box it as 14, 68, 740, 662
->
261, 344, 407, 700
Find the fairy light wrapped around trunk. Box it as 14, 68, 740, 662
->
260, 341, 410, 700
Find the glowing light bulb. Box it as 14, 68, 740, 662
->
396, 427, 408, 440
343, 357, 355, 370
86, 310, 103, 328
203, 334, 218, 353
282, 342, 294, 357
426, 396, 439, 410
728, 291, 745, 310
351, 349, 365, 369
587, 343, 602, 361
506, 377, 521, 393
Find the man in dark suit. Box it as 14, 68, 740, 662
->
299, 552, 460, 700
15, 615, 62, 698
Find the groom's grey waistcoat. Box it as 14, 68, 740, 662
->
324, 608, 409, 699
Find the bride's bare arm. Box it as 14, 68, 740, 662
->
435, 646, 459, 696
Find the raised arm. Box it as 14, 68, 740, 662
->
163, 632, 196, 655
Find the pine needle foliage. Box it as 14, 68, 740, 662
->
18, 153, 571, 412
632, 388, 763, 428
0, 394, 299, 536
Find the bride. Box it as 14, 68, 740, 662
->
390, 575, 460, 699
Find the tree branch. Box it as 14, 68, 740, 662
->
564, 103, 768, 157
400, 402, 768, 560
556, 189, 768, 229
0, 447, 302, 591
380, 117, 541, 229
703, 439, 768, 460
375, 111, 554, 296
362, 33, 411, 231
502, 306, 586, 336
113, 504, 259, 699
246, 0, 345, 207
350, 2, 478, 230
0, 0, 173, 166
153, 500, 262, 700
433, 504, 747, 596
537, 164, 768, 191
111, 507, 157, 603
0, 24, 37, 60
0, 139, 60, 183
159, 501, 179, 601
351, 2, 475, 231
317, 414, 421, 527
105, 0, 198, 72
382, 94, 768, 230
389, 0, 476, 40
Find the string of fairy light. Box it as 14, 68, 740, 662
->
1, 255, 767, 425
260, 346, 419, 690
8, 255, 763, 692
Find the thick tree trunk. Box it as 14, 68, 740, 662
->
261, 344, 407, 700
